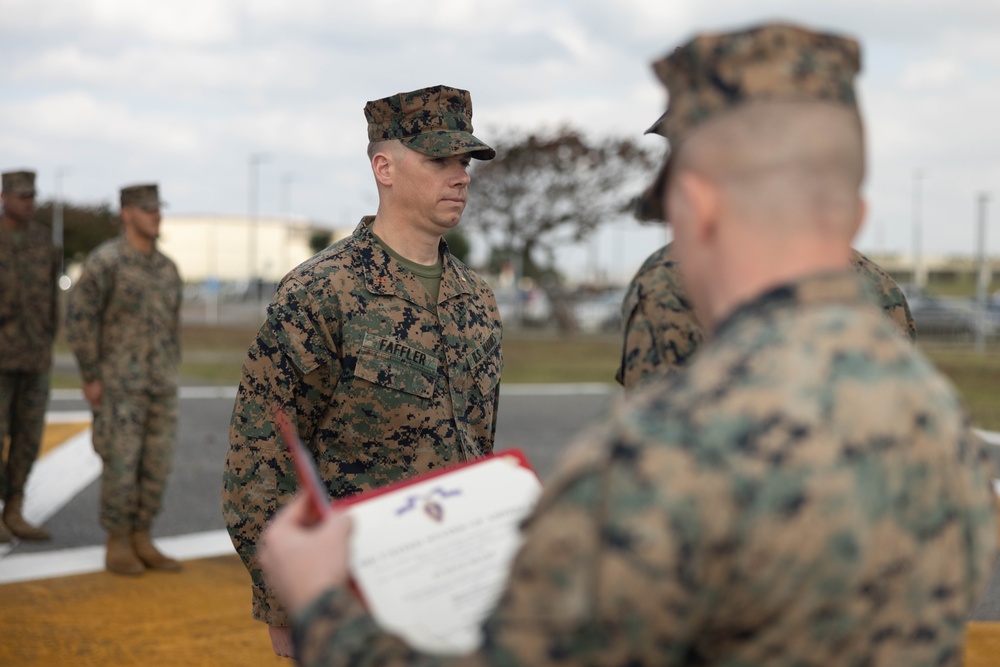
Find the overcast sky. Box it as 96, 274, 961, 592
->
2, 0, 998, 283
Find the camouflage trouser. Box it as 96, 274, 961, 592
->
92, 390, 178, 533
0, 371, 51, 500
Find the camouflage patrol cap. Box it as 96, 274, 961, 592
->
120, 183, 164, 211
365, 85, 496, 161
636, 22, 862, 222
2, 170, 37, 197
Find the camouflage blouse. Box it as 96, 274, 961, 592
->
0, 221, 60, 373
223, 219, 503, 625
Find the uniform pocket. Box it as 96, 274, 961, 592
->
353, 333, 437, 399
467, 330, 503, 396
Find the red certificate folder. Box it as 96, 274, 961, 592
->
338, 451, 541, 655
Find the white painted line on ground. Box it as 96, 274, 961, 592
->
49, 388, 84, 401
53, 384, 619, 401
21, 429, 101, 527
0, 427, 101, 560
976, 429, 1000, 447
0, 529, 235, 584
0, 544, 105, 584
46, 410, 93, 424
177, 386, 239, 400
501, 383, 617, 396
51, 386, 240, 402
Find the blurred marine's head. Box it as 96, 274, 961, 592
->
636, 22, 864, 224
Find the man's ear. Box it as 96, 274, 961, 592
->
372, 152, 394, 188
677, 171, 719, 243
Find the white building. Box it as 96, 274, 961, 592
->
157, 214, 350, 283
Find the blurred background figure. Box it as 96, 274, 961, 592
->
66, 183, 184, 575
617, 242, 916, 390
0, 169, 60, 543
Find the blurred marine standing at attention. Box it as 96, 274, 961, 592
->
0, 169, 60, 542
617, 242, 916, 390
66, 183, 183, 575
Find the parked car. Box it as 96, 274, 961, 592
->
574, 289, 626, 333
909, 295, 999, 339
495, 287, 552, 328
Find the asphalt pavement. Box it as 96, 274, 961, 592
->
9, 385, 619, 557
8, 382, 1000, 622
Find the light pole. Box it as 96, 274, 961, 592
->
248, 153, 269, 300
912, 169, 924, 290
281, 171, 298, 272
53, 168, 69, 284
975, 193, 991, 354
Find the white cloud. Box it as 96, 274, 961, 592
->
1, 0, 998, 278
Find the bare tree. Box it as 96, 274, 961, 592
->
464, 126, 660, 332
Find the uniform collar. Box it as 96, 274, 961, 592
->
354, 218, 472, 311
714, 270, 869, 340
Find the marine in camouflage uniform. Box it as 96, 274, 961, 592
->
617, 242, 916, 389
222, 86, 503, 639
260, 23, 996, 667
66, 183, 183, 575
0, 170, 60, 542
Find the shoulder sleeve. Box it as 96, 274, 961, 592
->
65, 250, 112, 383
223, 278, 343, 626
851, 252, 917, 342
618, 266, 703, 391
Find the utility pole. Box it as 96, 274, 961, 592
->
53, 168, 69, 283
281, 171, 297, 273
248, 153, 269, 301
912, 169, 924, 290
975, 193, 991, 354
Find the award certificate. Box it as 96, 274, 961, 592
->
339, 451, 542, 654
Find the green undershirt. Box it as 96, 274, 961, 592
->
372, 232, 443, 303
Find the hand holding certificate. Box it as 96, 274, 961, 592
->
262, 419, 542, 656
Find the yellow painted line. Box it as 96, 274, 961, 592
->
0, 554, 285, 667
39, 422, 90, 458
0, 553, 993, 666
965, 622, 1000, 667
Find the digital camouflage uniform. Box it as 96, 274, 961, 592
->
66, 191, 182, 534
287, 24, 996, 667
617, 243, 917, 389
0, 171, 60, 505
224, 85, 502, 626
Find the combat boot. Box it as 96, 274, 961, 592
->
0, 518, 12, 543
106, 532, 144, 575
3, 494, 50, 541
132, 530, 183, 572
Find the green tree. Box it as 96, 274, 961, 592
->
33, 200, 118, 265
309, 230, 333, 254
464, 127, 660, 332
444, 229, 471, 264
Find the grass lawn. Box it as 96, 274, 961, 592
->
51, 326, 1000, 431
